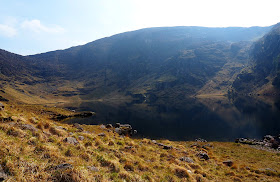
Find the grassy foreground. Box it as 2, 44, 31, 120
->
0, 103, 279, 182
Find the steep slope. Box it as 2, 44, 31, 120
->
0, 49, 81, 104
28, 26, 271, 101
233, 23, 280, 94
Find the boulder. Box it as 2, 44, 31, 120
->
63, 137, 79, 145
179, 157, 194, 163
264, 135, 274, 141
100, 125, 106, 129
196, 152, 209, 160
114, 124, 136, 136
78, 136, 85, 140
115, 123, 121, 128
106, 124, 113, 128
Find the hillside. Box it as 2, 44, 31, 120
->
26, 26, 271, 101
0, 103, 279, 181
233, 23, 280, 95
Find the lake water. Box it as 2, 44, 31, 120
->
64, 96, 280, 141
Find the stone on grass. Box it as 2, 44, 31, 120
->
196, 152, 209, 160
180, 157, 194, 163
63, 137, 79, 145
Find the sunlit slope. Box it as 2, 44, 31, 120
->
27, 26, 271, 100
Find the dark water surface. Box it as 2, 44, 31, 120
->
65, 96, 280, 141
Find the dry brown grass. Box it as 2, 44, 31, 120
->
0, 103, 279, 181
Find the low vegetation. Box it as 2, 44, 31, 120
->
0, 102, 279, 181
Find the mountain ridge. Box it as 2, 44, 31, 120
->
0, 25, 276, 103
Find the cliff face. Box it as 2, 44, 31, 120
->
233, 23, 280, 94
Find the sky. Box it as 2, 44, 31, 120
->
0, 0, 280, 55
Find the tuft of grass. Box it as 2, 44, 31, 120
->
173, 165, 190, 178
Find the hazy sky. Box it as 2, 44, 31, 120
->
1, 0, 280, 55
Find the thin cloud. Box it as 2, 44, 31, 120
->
0, 24, 17, 37
21, 19, 65, 34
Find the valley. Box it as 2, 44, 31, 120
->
0, 23, 280, 181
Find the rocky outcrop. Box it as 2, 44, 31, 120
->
235, 134, 280, 150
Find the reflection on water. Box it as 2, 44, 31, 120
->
64, 96, 280, 141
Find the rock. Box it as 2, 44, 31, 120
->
21, 124, 38, 132
195, 138, 207, 142
151, 140, 157, 144
78, 136, 85, 140
115, 123, 121, 128
73, 123, 83, 132
114, 128, 122, 134
156, 143, 164, 147
98, 133, 106, 137
236, 134, 280, 150
100, 125, 106, 129
163, 145, 173, 150
63, 137, 79, 145
69, 132, 74, 136
152, 140, 173, 149
223, 160, 233, 167
0, 164, 8, 181
264, 135, 274, 141
87, 166, 99, 172
55, 126, 67, 130
271, 140, 279, 149
196, 152, 209, 160
54, 163, 73, 170
179, 157, 194, 163
114, 124, 135, 136
106, 124, 113, 128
